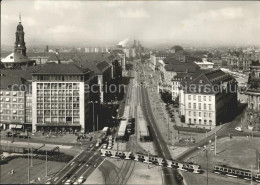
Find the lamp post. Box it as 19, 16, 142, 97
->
27, 129, 30, 184
204, 145, 209, 185
31, 146, 33, 167
45, 150, 48, 177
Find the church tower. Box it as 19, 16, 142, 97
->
14, 13, 26, 56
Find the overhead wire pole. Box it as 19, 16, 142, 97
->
215, 131, 217, 155
45, 150, 48, 177
204, 145, 208, 185
27, 130, 30, 184
251, 164, 253, 185
31, 146, 33, 167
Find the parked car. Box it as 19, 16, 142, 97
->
235, 127, 243, 132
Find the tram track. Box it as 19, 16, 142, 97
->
140, 83, 183, 185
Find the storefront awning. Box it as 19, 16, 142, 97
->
9, 124, 16, 129
16, 125, 23, 129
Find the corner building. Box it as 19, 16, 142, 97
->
32, 63, 95, 132
181, 70, 237, 129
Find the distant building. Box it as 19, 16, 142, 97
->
195, 58, 214, 69
112, 50, 126, 71
245, 60, 260, 125
179, 70, 237, 129
84, 47, 109, 53
226, 50, 260, 72
169, 45, 184, 54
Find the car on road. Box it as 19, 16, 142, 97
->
70, 162, 75, 166
45, 178, 52, 184
77, 176, 86, 184
176, 174, 183, 181
88, 144, 94, 150
64, 179, 72, 185
102, 144, 107, 149
235, 127, 243, 132
78, 161, 84, 167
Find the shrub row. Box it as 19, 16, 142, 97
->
174, 125, 211, 133
0, 153, 73, 165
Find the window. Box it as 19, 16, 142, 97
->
193, 103, 196, 109
188, 95, 191, 100
198, 96, 201, 101
209, 120, 212, 125
189, 111, 191, 116
209, 104, 212, 110
203, 96, 206, 101
193, 95, 196, 100
193, 112, 196, 116
188, 103, 191, 108
209, 113, 212, 118
209, 96, 212, 101
204, 112, 207, 117
199, 103, 201, 110
204, 120, 207, 124
199, 112, 201, 117
204, 103, 206, 109
194, 119, 196, 124
199, 119, 201, 124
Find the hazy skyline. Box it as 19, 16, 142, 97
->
1, 0, 260, 48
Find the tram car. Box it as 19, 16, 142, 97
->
100, 149, 112, 157
184, 162, 202, 174
255, 174, 260, 182
213, 165, 252, 180
134, 153, 146, 162
114, 151, 126, 159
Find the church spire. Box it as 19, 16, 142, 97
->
19, 12, 21, 23
14, 13, 26, 56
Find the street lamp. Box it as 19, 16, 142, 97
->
204, 145, 209, 185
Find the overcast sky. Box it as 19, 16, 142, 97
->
1, 0, 260, 47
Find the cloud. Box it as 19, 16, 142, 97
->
195, 7, 244, 22
103, 2, 125, 7
117, 9, 150, 19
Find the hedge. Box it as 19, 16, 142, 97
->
0, 153, 73, 165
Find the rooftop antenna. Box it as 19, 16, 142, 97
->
19, 12, 21, 23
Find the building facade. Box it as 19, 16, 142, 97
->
31, 64, 95, 132
180, 70, 237, 129
246, 60, 260, 127
0, 77, 32, 130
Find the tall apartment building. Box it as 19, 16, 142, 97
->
31, 63, 96, 132
179, 70, 237, 129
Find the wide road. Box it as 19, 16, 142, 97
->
52, 147, 105, 184
136, 66, 183, 185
